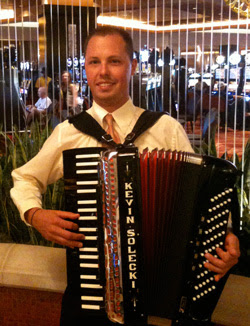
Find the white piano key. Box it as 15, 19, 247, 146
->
81, 304, 100, 310
76, 162, 98, 166
79, 227, 97, 232
80, 275, 97, 280
77, 181, 98, 185
77, 170, 98, 174
78, 208, 97, 213
80, 263, 99, 268
85, 236, 98, 240
80, 255, 99, 259
76, 154, 100, 159
81, 296, 103, 301
79, 247, 98, 252
79, 216, 97, 221
81, 284, 103, 289
78, 200, 97, 205
77, 189, 96, 194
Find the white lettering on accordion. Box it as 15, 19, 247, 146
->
125, 182, 137, 289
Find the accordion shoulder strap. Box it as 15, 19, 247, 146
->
68, 109, 167, 146
123, 110, 166, 146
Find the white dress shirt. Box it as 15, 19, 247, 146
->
11, 98, 193, 221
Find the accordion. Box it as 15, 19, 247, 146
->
63, 146, 239, 325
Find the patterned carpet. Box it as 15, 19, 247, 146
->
215, 127, 250, 159
185, 120, 250, 159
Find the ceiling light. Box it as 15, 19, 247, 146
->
216, 55, 226, 65
181, 51, 219, 55
229, 52, 241, 65
0, 9, 14, 20
97, 15, 250, 32
23, 10, 30, 17
0, 22, 39, 28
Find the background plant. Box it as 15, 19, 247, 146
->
0, 122, 64, 246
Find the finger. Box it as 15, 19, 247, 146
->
52, 235, 84, 249
50, 228, 85, 248
215, 247, 229, 261
216, 247, 239, 266
54, 210, 80, 220
205, 252, 225, 268
57, 227, 85, 241
204, 260, 224, 275
224, 233, 241, 256
57, 218, 79, 231
214, 274, 222, 282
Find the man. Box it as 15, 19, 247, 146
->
26, 87, 52, 125
11, 27, 240, 325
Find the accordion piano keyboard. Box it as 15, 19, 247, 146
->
74, 152, 105, 312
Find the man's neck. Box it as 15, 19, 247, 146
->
95, 98, 129, 113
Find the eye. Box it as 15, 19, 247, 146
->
110, 58, 121, 64
88, 59, 99, 65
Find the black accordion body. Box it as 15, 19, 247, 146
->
63, 146, 239, 325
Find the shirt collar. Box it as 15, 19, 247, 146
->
89, 98, 138, 135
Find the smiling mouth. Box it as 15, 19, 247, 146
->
97, 82, 114, 87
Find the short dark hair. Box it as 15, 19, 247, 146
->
84, 26, 134, 62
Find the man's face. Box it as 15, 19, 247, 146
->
38, 88, 44, 98
85, 34, 137, 112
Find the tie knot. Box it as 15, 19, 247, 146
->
104, 113, 114, 126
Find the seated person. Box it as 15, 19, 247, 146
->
26, 87, 52, 125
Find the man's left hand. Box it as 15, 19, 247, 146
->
204, 233, 240, 282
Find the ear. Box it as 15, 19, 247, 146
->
131, 59, 138, 76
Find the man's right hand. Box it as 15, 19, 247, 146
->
25, 208, 85, 248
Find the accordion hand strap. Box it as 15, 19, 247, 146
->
68, 110, 167, 147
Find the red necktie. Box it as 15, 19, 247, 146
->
104, 114, 121, 144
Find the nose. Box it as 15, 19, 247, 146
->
99, 62, 109, 76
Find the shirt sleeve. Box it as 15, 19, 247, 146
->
152, 114, 194, 153
10, 124, 64, 222
173, 121, 194, 153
